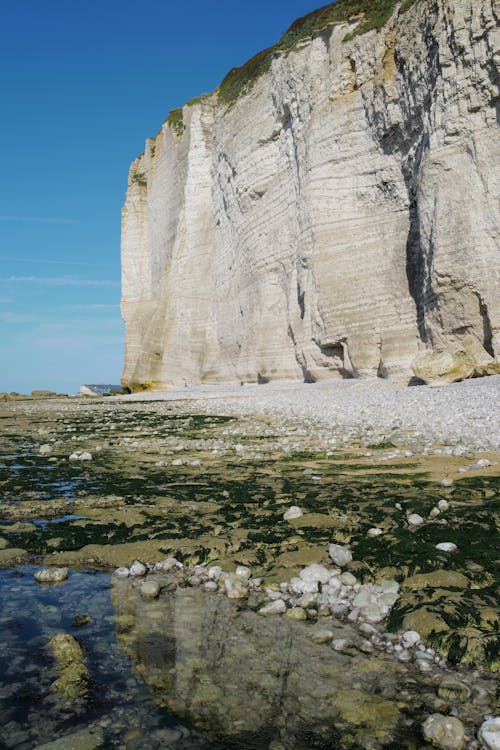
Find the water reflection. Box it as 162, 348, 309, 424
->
112, 578, 433, 750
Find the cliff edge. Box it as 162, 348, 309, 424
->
121, 0, 500, 390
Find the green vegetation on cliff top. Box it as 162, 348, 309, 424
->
218, 0, 417, 104
161, 0, 416, 135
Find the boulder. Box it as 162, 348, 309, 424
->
422, 714, 465, 750
412, 347, 475, 386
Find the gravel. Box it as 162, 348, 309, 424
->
120, 376, 500, 453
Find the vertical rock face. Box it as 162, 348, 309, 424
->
121, 0, 500, 390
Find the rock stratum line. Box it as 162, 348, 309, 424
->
121, 0, 500, 391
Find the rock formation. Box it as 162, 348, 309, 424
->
121, 0, 500, 390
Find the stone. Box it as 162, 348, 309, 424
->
258, 599, 286, 616
129, 560, 147, 576
140, 581, 161, 599
412, 347, 476, 386
208, 565, 222, 581
299, 564, 331, 584
328, 544, 352, 568
0, 537, 9, 550
34, 729, 104, 750
422, 714, 465, 749
34, 567, 68, 583
47, 633, 90, 700
367, 527, 383, 537
39, 444, 52, 455
310, 629, 334, 644
224, 573, 248, 600
435, 542, 458, 553
203, 581, 218, 592
438, 500, 450, 511
235, 565, 251, 580
401, 630, 421, 648
437, 678, 471, 703
407, 513, 425, 527
155, 557, 183, 572
478, 717, 500, 750
341, 572, 357, 586
285, 607, 307, 621
283, 506, 303, 521
113, 566, 130, 578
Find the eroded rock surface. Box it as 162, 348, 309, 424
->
121, 0, 500, 390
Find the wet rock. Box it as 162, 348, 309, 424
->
34, 567, 68, 583
341, 572, 357, 586
72, 614, 92, 628
309, 629, 334, 644
422, 714, 465, 749
478, 717, 500, 750
140, 581, 161, 599
284, 506, 303, 520
285, 607, 307, 621
47, 633, 89, 700
39, 444, 52, 455
328, 544, 352, 567
0, 537, 9, 550
437, 678, 471, 703
367, 527, 384, 537
258, 599, 286, 616
34, 729, 104, 750
438, 500, 450, 511
129, 560, 147, 576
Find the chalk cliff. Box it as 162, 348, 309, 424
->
121, 0, 500, 390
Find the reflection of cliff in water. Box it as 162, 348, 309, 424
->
112, 579, 433, 749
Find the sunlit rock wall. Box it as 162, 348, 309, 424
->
121, 0, 500, 389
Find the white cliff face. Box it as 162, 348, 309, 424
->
121, 0, 500, 390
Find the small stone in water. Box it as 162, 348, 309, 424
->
34, 567, 68, 583
72, 614, 92, 628
422, 714, 465, 750
436, 542, 458, 552
140, 581, 160, 599
258, 599, 286, 616
478, 717, 500, 750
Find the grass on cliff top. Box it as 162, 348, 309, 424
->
218, 0, 416, 105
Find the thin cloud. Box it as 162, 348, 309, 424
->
68, 303, 120, 310
0, 275, 119, 287
0, 215, 79, 224
0, 256, 114, 267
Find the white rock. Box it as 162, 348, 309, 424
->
80, 452, 93, 461
401, 630, 421, 647
235, 565, 251, 580
155, 557, 183, 572
208, 565, 222, 581
114, 567, 130, 578
407, 513, 425, 527
478, 717, 500, 750
129, 560, 147, 576
299, 564, 331, 584
258, 599, 286, 616
283, 506, 303, 521
39, 444, 52, 455
436, 542, 458, 552
340, 572, 357, 586
34, 567, 68, 583
422, 714, 465, 750
328, 544, 352, 568
203, 581, 218, 592
140, 581, 160, 599
438, 500, 450, 511
367, 527, 384, 537
441, 478, 453, 487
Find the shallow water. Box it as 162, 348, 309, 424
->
0, 567, 205, 750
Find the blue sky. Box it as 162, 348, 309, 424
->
0, 0, 326, 394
